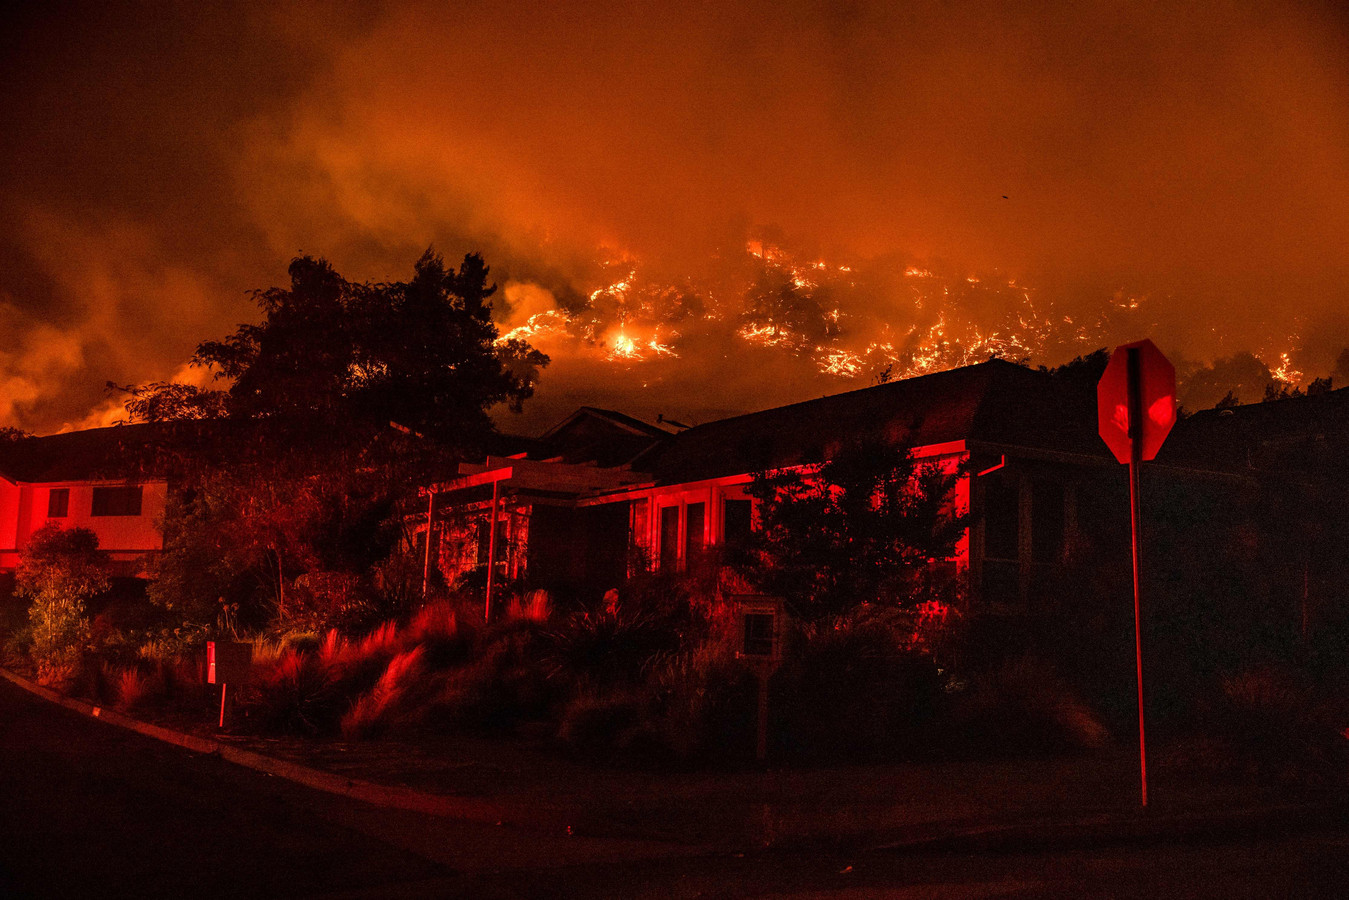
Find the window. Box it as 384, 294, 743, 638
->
723, 498, 753, 547
1031, 480, 1065, 563
91, 485, 142, 517
982, 472, 1018, 560
47, 488, 69, 518
685, 502, 705, 559
659, 506, 681, 569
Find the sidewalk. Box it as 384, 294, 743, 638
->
6, 666, 1346, 854
230, 727, 1349, 853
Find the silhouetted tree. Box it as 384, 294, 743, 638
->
125, 250, 548, 630
1178, 352, 1276, 411
179, 250, 547, 447
1040, 348, 1110, 384
737, 439, 967, 622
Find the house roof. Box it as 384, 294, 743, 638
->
534, 406, 673, 467
0, 423, 178, 484
636, 359, 1107, 484
1159, 387, 1349, 475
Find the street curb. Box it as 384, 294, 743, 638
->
0, 667, 515, 828
860, 800, 1349, 856
7, 666, 1346, 856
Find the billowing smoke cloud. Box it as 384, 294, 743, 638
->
2, 1, 1347, 434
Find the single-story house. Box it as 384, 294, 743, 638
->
0, 425, 170, 576
422, 359, 1128, 611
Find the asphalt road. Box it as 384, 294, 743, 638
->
1, 676, 1347, 899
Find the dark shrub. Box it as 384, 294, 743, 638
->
557, 686, 647, 760
1184, 664, 1349, 787
429, 619, 555, 730
642, 641, 758, 763
771, 614, 943, 761
242, 648, 343, 735
941, 654, 1110, 758
544, 606, 683, 689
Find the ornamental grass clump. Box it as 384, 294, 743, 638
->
340, 646, 431, 740
113, 664, 163, 714
428, 619, 555, 731
639, 640, 758, 763
243, 645, 342, 735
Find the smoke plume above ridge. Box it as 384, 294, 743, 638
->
2, 1, 1347, 433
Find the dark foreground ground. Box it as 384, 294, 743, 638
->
2, 675, 1348, 898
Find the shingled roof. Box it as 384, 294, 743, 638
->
535, 407, 673, 467
635, 359, 1106, 484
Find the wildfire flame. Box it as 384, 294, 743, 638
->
490, 238, 1308, 400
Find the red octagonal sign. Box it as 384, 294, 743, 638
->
1098, 339, 1176, 463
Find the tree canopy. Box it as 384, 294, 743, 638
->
125, 250, 547, 449
736, 439, 968, 622
122, 250, 548, 632
16, 523, 110, 683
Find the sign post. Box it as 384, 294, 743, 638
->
734, 596, 785, 762
1098, 339, 1176, 809
207, 640, 253, 730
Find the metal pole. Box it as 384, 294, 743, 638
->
1127, 347, 1149, 809
218, 682, 228, 730
756, 669, 770, 762
421, 489, 436, 599
484, 478, 501, 624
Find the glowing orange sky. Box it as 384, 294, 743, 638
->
2, 1, 1347, 434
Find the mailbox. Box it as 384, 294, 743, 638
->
206, 641, 252, 685
734, 596, 784, 663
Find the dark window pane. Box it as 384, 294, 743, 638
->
47, 488, 69, 518
685, 502, 705, 557
982, 472, 1018, 560
659, 505, 681, 569
981, 559, 1019, 605
743, 613, 775, 657
91, 486, 142, 517
1032, 480, 1065, 563
723, 499, 753, 546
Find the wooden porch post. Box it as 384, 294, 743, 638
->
421, 488, 436, 599
484, 478, 501, 624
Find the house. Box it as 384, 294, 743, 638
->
422, 360, 1123, 611
0, 425, 171, 576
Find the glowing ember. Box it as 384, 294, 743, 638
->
737, 322, 797, 349
602, 325, 679, 362
499, 310, 570, 344
819, 348, 863, 377
1268, 351, 1303, 385
489, 237, 1164, 388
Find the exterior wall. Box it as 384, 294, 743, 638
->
431, 498, 530, 589
968, 455, 1088, 610
0, 479, 167, 571
594, 442, 973, 575
0, 479, 18, 554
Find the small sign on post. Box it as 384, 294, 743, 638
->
734, 596, 784, 762
1098, 339, 1176, 809
207, 641, 252, 730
